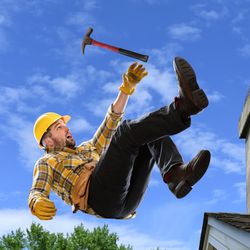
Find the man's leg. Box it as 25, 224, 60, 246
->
88, 134, 184, 218
148, 137, 211, 199
120, 136, 185, 217
88, 141, 154, 218
88, 102, 188, 218
147, 136, 184, 179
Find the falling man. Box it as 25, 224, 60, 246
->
29, 57, 211, 220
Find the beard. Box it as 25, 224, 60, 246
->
50, 136, 76, 149
66, 137, 76, 149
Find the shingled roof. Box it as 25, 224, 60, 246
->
199, 212, 250, 250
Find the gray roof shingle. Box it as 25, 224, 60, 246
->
199, 212, 250, 250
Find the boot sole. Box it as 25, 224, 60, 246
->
173, 150, 211, 198
173, 57, 209, 111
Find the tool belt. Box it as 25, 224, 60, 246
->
71, 162, 96, 214
71, 161, 136, 219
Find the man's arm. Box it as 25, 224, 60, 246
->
28, 159, 57, 220
112, 91, 129, 115
111, 61, 148, 114
90, 62, 148, 155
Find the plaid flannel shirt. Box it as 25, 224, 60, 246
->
28, 105, 123, 212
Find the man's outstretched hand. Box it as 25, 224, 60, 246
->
32, 197, 57, 220
119, 62, 148, 95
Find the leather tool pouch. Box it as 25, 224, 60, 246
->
71, 162, 95, 213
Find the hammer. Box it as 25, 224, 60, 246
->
82, 27, 149, 62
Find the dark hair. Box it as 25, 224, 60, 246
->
40, 127, 52, 147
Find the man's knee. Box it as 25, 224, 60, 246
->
113, 120, 134, 144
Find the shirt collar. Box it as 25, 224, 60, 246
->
45, 146, 77, 154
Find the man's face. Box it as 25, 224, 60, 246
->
49, 119, 76, 149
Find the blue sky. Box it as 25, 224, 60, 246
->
0, 0, 249, 249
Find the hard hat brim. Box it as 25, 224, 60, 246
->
61, 115, 71, 124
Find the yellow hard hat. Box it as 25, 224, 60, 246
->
33, 112, 71, 148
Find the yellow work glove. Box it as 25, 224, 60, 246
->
119, 62, 148, 95
31, 197, 57, 220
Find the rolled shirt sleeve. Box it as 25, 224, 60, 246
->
90, 104, 124, 156
28, 159, 53, 212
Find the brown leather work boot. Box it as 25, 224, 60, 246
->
173, 57, 209, 116
164, 150, 211, 198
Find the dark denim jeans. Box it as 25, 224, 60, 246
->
88, 103, 191, 218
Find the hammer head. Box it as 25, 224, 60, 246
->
82, 27, 94, 54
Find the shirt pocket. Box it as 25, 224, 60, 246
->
62, 154, 86, 171
78, 145, 97, 161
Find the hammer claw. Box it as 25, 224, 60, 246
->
82, 27, 94, 54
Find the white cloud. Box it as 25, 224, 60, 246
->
149, 43, 183, 66
238, 44, 250, 57
0, 87, 45, 169
0, 208, 191, 250
126, 89, 154, 116
212, 156, 244, 174
0, 114, 42, 169
150, 200, 202, 247
0, 29, 8, 53
174, 126, 245, 174
232, 26, 242, 35
234, 182, 246, 202
84, 65, 113, 82
205, 189, 227, 205
83, 0, 98, 11
0, 209, 83, 236
192, 3, 230, 23
92, 61, 178, 117
200, 10, 220, 20
0, 86, 26, 108
87, 98, 114, 117
148, 177, 161, 187
229, 7, 250, 39
141, 63, 178, 102
66, 12, 95, 27
168, 23, 202, 41
175, 127, 216, 157
0, 0, 60, 16
0, 0, 56, 54
0, 191, 23, 202
102, 81, 120, 94
51, 77, 80, 99
55, 27, 108, 66
192, 4, 221, 21
0, 85, 44, 115
220, 142, 245, 163
0, 73, 85, 116
0, 192, 7, 201
0, 14, 10, 26
231, 10, 247, 24
68, 117, 94, 134
118, 231, 189, 250
130, 0, 165, 5
28, 73, 82, 100
27, 66, 112, 102
143, 0, 162, 4
207, 91, 224, 103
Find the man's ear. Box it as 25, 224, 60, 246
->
44, 137, 54, 148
